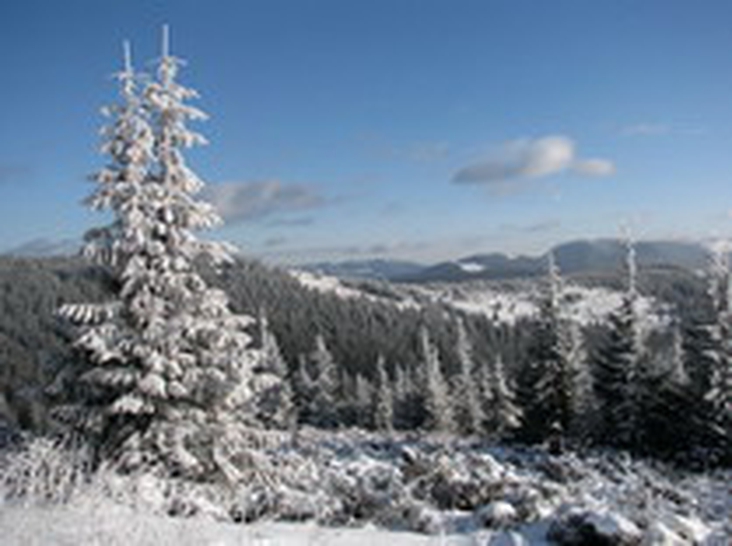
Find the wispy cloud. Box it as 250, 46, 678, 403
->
452, 135, 614, 187
203, 180, 327, 224
572, 158, 616, 177
500, 219, 562, 234
622, 123, 671, 136
621, 122, 706, 137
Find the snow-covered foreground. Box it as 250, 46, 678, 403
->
1, 430, 730, 545
0, 504, 485, 546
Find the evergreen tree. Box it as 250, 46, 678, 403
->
520, 253, 575, 443
705, 244, 732, 430
354, 372, 374, 429
451, 319, 482, 435
256, 312, 296, 430
393, 362, 418, 430
309, 334, 339, 428
293, 354, 316, 424
484, 354, 522, 439
393, 362, 412, 403
668, 321, 689, 386
638, 329, 699, 460
374, 355, 394, 433
593, 237, 644, 450
420, 327, 455, 432
679, 244, 732, 464
57, 33, 276, 476
566, 321, 595, 441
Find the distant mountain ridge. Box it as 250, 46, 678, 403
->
304, 239, 713, 283
3, 238, 80, 258
4, 237, 714, 283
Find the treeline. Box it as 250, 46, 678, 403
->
0, 254, 729, 467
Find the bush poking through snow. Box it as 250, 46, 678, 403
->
1, 429, 729, 542
0, 436, 91, 505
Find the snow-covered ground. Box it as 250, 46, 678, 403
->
2, 430, 729, 545
289, 270, 668, 328
410, 282, 668, 328
0, 504, 482, 546
289, 270, 420, 310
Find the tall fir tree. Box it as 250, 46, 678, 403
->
57, 32, 277, 477
592, 236, 644, 450
520, 252, 576, 443
256, 312, 296, 430
374, 355, 394, 433
679, 243, 732, 464
354, 372, 374, 429
293, 354, 316, 424
565, 321, 595, 441
308, 334, 340, 428
638, 323, 699, 459
484, 354, 522, 439
419, 327, 455, 433
393, 362, 418, 430
706, 244, 732, 429
451, 319, 482, 435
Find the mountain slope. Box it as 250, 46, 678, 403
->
396, 239, 711, 283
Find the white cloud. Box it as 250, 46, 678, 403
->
572, 158, 616, 177
203, 180, 326, 224
452, 135, 613, 186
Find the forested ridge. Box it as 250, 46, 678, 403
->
0, 253, 728, 466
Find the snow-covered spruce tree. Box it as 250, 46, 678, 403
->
374, 355, 394, 433
354, 372, 374, 429
255, 312, 296, 430
639, 321, 703, 459
419, 327, 455, 433
293, 354, 317, 424
592, 237, 645, 451
565, 320, 596, 441
393, 362, 412, 403
519, 252, 576, 443
450, 319, 482, 435
308, 334, 340, 428
393, 362, 418, 430
705, 244, 732, 432
679, 243, 732, 463
58, 35, 279, 477
482, 354, 521, 439
668, 322, 689, 386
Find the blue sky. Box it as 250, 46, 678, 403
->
2, 0, 732, 264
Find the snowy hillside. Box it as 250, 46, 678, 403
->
289, 269, 420, 311
290, 269, 668, 328
419, 282, 669, 327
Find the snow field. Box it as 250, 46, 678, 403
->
1, 430, 729, 545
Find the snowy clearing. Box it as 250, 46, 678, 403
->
0, 504, 486, 546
